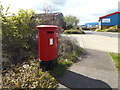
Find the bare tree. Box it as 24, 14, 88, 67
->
37, 5, 56, 25
43, 5, 54, 14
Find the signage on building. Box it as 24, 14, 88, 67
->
102, 18, 111, 23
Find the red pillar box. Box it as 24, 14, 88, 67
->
36, 25, 58, 70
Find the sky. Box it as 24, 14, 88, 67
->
1, 0, 119, 25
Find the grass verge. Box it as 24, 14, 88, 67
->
109, 53, 120, 72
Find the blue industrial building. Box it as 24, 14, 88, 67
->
85, 22, 99, 28
81, 22, 99, 28
99, 12, 120, 29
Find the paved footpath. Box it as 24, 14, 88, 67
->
58, 49, 118, 89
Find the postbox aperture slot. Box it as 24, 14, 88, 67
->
47, 31, 54, 34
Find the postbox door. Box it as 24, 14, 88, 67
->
38, 30, 49, 61
47, 30, 58, 60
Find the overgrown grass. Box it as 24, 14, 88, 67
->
109, 53, 120, 72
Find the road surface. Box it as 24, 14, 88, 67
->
62, 31, 119, 53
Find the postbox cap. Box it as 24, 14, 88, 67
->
36, 25, 58, 30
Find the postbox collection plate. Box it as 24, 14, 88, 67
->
50, 38, 54, 45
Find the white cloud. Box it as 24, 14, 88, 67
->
1, 0, 119, 25
62, 0, 119, 24
1, 0, 52, 13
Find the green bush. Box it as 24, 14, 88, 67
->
2, 59, 58, 89
1, 5, 39, 66
63, 29, 85, 34
58, 35, 83, 62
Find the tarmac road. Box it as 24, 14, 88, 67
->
84, 31, 118, 38
62, 31, 119, 53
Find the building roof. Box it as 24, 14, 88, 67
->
36, 12, 62, 16
85, 22, 99, 25
99, 12, 120, 19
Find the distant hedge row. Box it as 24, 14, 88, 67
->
105, 25, 120, 32
96, 25, 120, 32
63, 29, 85, 34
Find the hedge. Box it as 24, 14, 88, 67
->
105, 25, 120, 32
63, 29, 85, 34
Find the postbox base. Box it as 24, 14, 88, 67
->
39, 58, 57, 71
